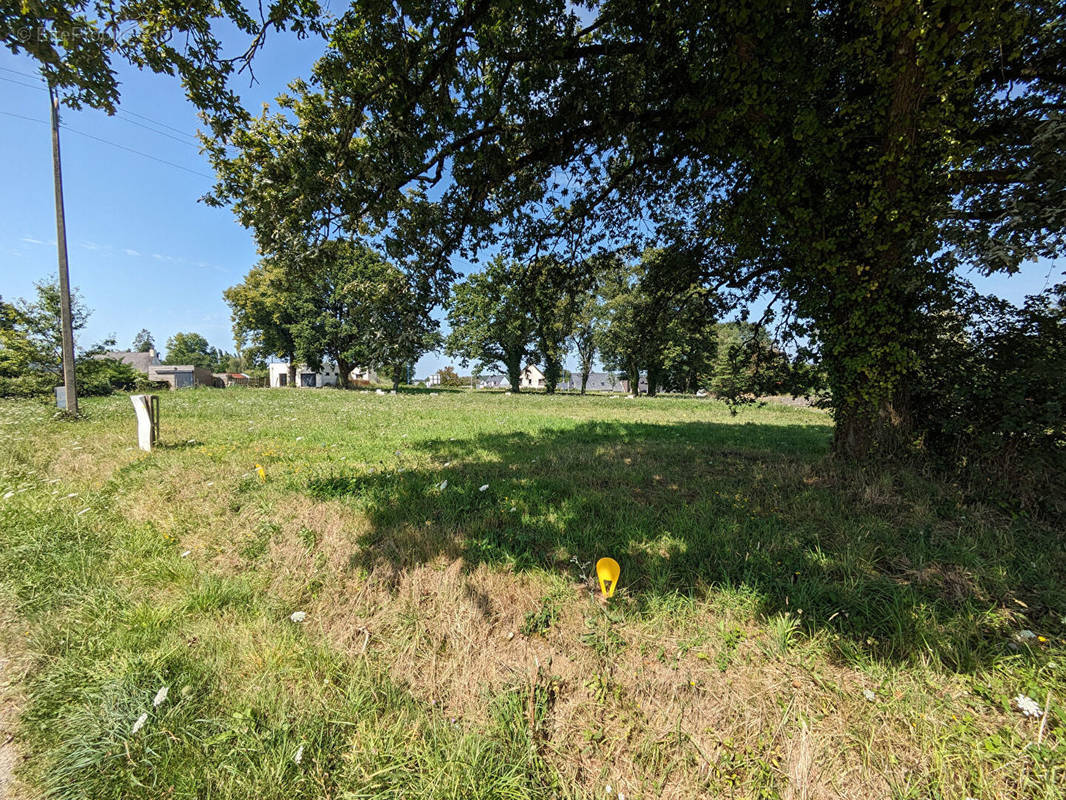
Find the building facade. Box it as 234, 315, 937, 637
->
268, 362, 377, 388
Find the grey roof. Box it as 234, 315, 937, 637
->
96, 350, 157, 374
578, 372, 622, 390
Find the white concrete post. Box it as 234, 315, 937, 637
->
130, 394, 159, 451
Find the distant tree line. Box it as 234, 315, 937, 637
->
445, 249, 819, 400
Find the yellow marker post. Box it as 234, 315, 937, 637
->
596, 557, 620, 599
255, 464, 266, 483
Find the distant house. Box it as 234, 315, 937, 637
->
150, 364, 216, 389
565, 371, 623, 392
268, 362, 377, 388
620, 374, 649, 394
213, 372, 251, 387
477, 374, 510, 389
425, 372, 442, 386
519, 364, 546, 389
94, 348, 214, 389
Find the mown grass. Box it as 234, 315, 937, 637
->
0, 388, 1063, 799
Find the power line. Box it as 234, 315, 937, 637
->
0, 74, 47, 92
0, 109, 214, 179
109, 114, 201, 148
0, 69, 202, 146
120, 107, 202, 142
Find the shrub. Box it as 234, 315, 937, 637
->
0, 373, 56, 398
909, 283, 1066, 515
76, 358, 142, 397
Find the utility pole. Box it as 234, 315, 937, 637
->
49, 84, 78, 416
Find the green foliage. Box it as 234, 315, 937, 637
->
227, 244, 437, 389
569, 292, 603, 394
445, 258, 535, 391
0, 278, 89, 376
909, 283, 1066, 514
205, 0, 1065, 460
434, 366, 464, 387
131, 328, 154, 352
1, 0, 323, 129
224, 259, 299, 368
75, 357, 141, 397
599, 249, 718, 396
163, 332, 224, 370
0, 373, 57, 398
525, 257, 590, 393
289, 242, 396, 387
710, 323, 792, 407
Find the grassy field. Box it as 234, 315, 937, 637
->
0, 388, 1063, 799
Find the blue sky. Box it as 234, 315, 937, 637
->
0, 32, 1062, 381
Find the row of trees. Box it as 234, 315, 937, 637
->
445, 249, 808, 398
224, 240, 439, 391
201, 0, 1064, 469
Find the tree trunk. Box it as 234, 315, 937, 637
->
543, 359, 559, 394
833, 395, 911, 460
506, 359, 522, 393
391, 364, 403, 392
286, 356, 296, 388
580, 369, 589, 394
627, 363, 639, 397
336, 358, 352, 389
647, 365, 661, 397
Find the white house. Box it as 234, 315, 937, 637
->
477, 374, 510, 389
519, 364, 546, 389
268, 362, 377, 388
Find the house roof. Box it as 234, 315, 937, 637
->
97, 350, 157, 374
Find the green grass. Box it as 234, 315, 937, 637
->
0, 388, 1063, 799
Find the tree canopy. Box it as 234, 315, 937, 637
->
163, 332, 218, 369
445, 258, 535, 391
3, 0, 323, 131
131, 328, 154, 352
206, 0, 1066, 457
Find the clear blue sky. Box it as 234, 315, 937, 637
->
0, 33, 1061, 381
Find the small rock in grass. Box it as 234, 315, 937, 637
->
1015, 694, 1042, 717
862, 689, 875, 702
290, 611, 307, 623
479, 484, 489, 492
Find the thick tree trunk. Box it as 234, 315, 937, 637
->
336, 358, 352, 389
627, 364, 639, 396
647, 365, 661, 397
391, 364, 403, 392
580, 369, 589, 394
286, 356, 296, 388
833, 395, 911, 460
506, 359, 522, 393
543, 359, 559, 394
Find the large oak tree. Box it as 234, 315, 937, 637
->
207, 0, 1065, 457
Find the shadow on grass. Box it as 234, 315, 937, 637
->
306, 419, 1063, 672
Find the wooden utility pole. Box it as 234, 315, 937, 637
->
49, 84, 78, 416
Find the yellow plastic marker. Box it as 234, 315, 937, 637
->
596, 557, 620, 599
255, 463, 266, 483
